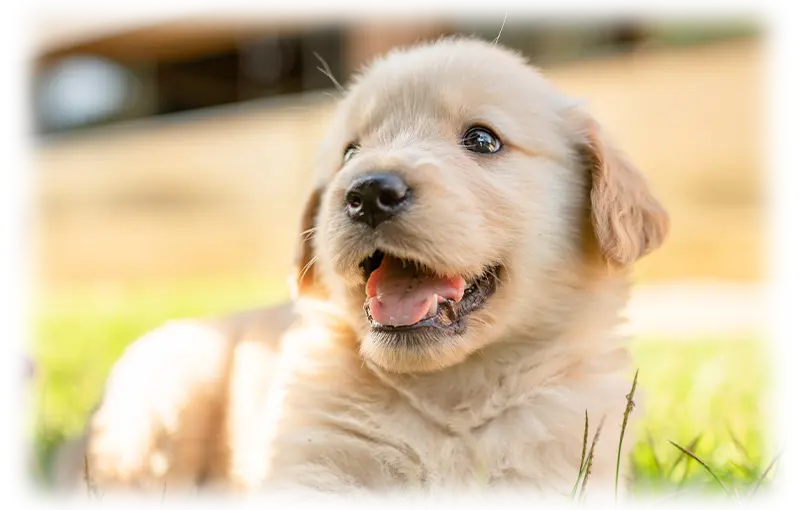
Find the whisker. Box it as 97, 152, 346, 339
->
314, 52, 345, 94
493, 12, 509, 45
485, 268, 503, 287
298, 254, 319, 283
300, 229, 317, 243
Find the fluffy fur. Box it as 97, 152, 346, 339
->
68, 37, 669, 502
50, 304, 294, 510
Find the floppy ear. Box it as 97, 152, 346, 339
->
291, 187, 325, 298
581, 120, 669, 266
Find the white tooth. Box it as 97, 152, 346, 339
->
428, 295, 439, 317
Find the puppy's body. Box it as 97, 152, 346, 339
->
51, 304, 294, 510
247, 296, 633, 510
84, 293, 630, 498
76, 37, 668, 501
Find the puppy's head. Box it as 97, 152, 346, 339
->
294, 38, 668, 373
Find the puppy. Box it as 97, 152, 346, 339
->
246, 38, 668, 510
78, 36, 668, 501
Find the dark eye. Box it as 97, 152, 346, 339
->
343, 143, 359, 163
462, 126, 502, 154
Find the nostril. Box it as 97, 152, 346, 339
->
346, 192, 363, 210
377, 188, 406, 209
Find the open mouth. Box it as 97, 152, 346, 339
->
359, 250, 500, 334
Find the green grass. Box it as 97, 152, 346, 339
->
27, 281, 775, 498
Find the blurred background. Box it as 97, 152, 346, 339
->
28, 14, 771, 499
7, 0, 793, 286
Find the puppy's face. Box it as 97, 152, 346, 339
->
295, 39, 668, 373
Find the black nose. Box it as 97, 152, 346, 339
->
345, 173, 410, 228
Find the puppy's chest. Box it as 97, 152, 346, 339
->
363, 396, 576, 490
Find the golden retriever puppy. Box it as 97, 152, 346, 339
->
78, 36, 668, 502
246, 38, 668, 510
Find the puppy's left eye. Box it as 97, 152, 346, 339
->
343, 143, 359, 163
462, 126, 502, 154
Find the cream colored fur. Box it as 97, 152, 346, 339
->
50, 304, 294, 510
64, 37, 668, 503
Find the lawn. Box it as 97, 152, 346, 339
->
27, 280, 776, 501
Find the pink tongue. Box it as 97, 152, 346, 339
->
365, 256, 465, 327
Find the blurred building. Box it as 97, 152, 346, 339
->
31, 17, 762, 290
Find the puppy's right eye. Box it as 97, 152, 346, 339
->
462, 126, 502, 154
343, 143, 359, 163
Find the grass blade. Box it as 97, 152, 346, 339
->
647, 432, 664, 479
615, 368, 639, 503
564, 411, 589, 508
161, 479, 167, 504
670, 441, 741, 508
578, 417, 605, 508
581, 411, 589, 476
748, 447, 785, 502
